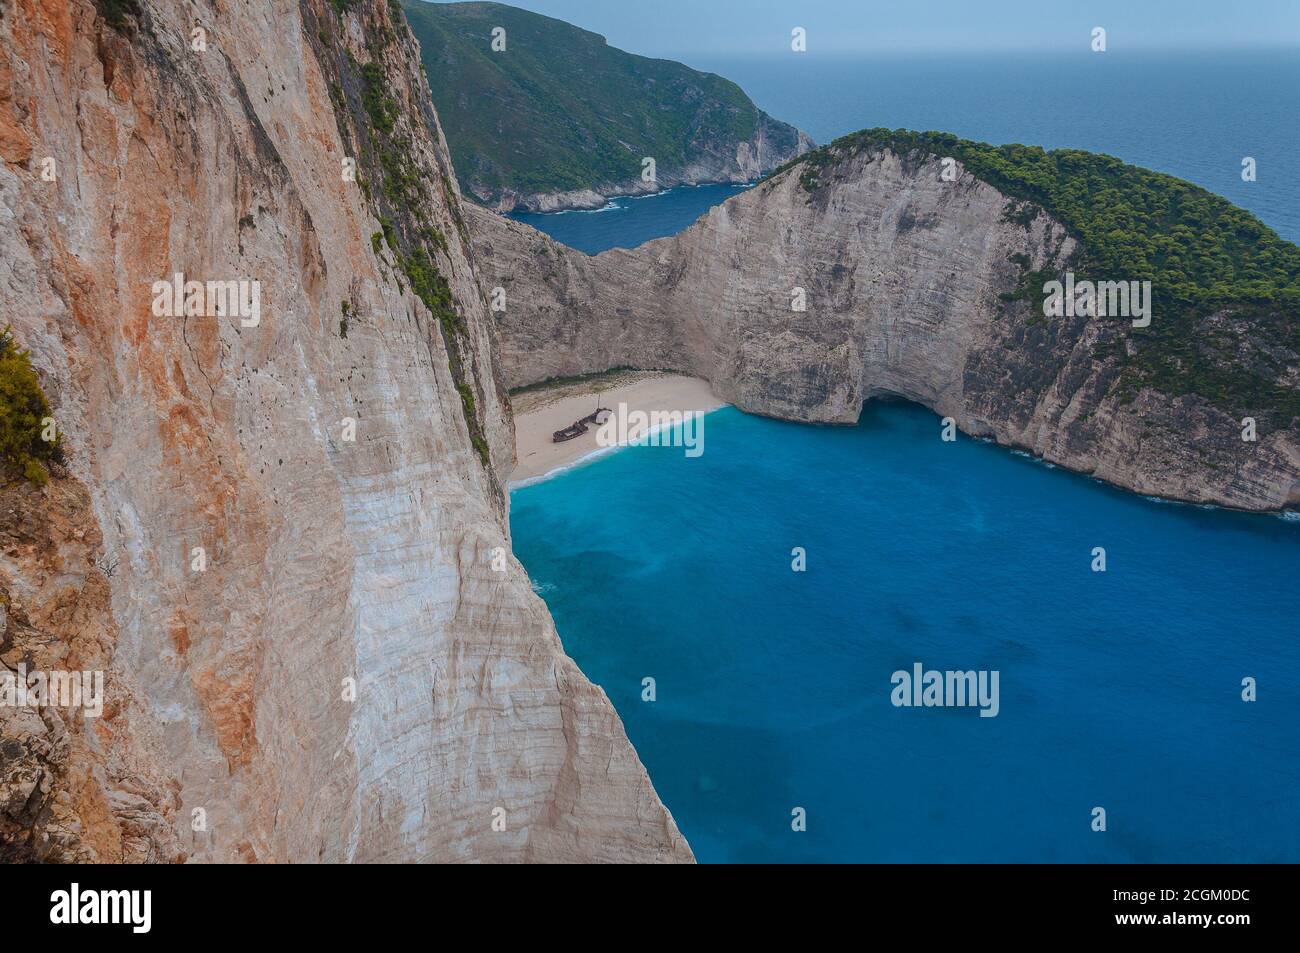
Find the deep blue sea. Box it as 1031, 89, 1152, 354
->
508, 50, 1300, 863
513, 406, 1300, 862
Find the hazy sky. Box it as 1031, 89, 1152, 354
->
424, 0, 1300, 56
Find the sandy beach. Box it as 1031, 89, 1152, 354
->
509, 370, 725, 484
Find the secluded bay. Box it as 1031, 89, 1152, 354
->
510, 404, 1300, 862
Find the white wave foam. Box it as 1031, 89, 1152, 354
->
508, 405, 727, 491
508, 443, 624, 490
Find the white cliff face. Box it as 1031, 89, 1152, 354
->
0, 0, 690, 862
472, 150, 1300, 512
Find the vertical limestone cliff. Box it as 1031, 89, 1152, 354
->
0, 0, 690, 862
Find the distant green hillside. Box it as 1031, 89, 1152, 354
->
402, 0, 809, 208
775, 128, 1300, 422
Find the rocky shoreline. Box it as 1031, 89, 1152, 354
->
488, 134, 816, 213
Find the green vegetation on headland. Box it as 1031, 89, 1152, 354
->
0, 327, 62, 486
508, 367, 638, 397
773, 128, 1300, 423
401, 0, 806, 206
504, 366, 690, 398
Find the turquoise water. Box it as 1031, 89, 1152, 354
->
511, 404, 1300, 862
506, 47, 1300, 862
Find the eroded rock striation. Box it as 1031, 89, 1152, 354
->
471, 145, 1300, 512
0, 0, 689, 862
1, 470, 185, 863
